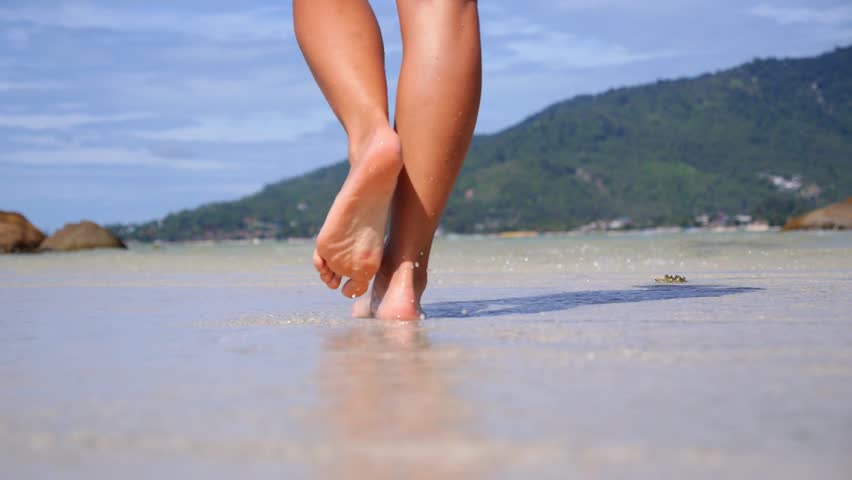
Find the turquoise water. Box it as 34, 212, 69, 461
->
2, 232, 851, 479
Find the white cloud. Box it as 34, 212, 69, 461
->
99, 68, 319, 115
6, 134, 69, 147
165, 183, 261, 195
482, 18, 545, 37
489, 31, 678, 71
0, 147, 227, 170
554, 0, 627, 10
137, 111, 334, 143
0, 4, 293, 42
552, 0, 702, 11
481, 12, 678, 72
0, 81, 64, 92
159, 43, 288, 63
0, 112, 149, 130
749, 4, 852, 25
56, 102, 90, 111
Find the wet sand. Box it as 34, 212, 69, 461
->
1, 232, 851, 479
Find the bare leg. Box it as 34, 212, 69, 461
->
356, 0, 482, 320
294, 0, 402, 298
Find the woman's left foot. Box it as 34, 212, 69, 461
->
313, 125, 402, 298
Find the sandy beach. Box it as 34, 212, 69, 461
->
1, 232, 851, 479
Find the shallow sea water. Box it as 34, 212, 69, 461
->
1, 232, 851, 479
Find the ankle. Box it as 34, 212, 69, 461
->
380, 257, 428, 293
346, 120, 395, 164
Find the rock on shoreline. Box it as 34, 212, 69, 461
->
782, 198, 852, 231
39, 221, 127, 252
0, 211, 46, 253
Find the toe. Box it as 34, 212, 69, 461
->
312, 250, 325, 273
328, 273, 342, 290
320, 269, 334, 285
341, 278, 370, 298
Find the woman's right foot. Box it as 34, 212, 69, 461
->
313, 125, 402, 298
352, 259, 427, 321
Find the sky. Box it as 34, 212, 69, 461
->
1, 0, 851, 231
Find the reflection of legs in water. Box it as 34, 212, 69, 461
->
294, 0, 402, 299
356, 0, 483, 320
319, 323, 480, 479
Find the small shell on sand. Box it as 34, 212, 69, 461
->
655, 274, 688, 284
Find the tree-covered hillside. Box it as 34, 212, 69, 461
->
115, 46, 852, 241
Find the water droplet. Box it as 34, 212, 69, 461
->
461, 308, 468, 315
414, 261, 420, 268
419, 313, 426, 321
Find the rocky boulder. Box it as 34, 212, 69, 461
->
39, 220, 127, 252
782, 198, 852, 231
0, 211, 46, 253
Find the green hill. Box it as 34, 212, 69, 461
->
116, 46, 852, 241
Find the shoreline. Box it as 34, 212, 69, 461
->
116, 226, 852, 249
